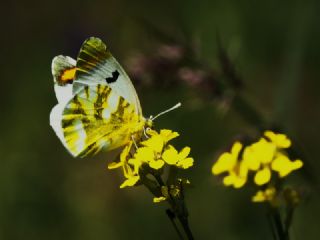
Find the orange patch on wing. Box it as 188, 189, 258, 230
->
61, 68, 76, 82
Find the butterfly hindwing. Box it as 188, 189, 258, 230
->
73, 37, 142, 115
59, 84, 144, 157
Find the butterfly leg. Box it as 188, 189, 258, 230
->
143, 127, 150, 139
131, 135, 138, 150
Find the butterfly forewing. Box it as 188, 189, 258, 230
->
51, 55, 77, 103
73, 37, 142, 115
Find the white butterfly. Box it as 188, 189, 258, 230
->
50, 37, 180, 157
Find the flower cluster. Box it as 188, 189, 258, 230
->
212, 130, 303, 202
252, 186, 301, 207
108, 129, 194, 192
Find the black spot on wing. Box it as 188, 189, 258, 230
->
105, 70, 119, 84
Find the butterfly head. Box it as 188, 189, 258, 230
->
145, 118, 154, 129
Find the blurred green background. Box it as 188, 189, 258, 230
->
1, 0, 320, 239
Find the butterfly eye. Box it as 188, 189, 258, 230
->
105, 70, 119, 83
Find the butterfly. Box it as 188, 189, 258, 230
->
50, 37, 153, 157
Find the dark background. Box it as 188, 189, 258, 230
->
1, 0, 319, 239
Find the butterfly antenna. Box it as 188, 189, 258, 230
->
151, 102, 182, 121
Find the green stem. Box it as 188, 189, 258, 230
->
284, 207, 294, 239
270, 207, 290, 240
177, 215, 194, 240
166, 209, 185, 240
153, 174, 195, 240
141, 175, 184, 240
268, 212, 279, 240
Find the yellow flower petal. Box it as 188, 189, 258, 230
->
128, 158, 142, 174
254, 167, 271, 185
272, 155, 303, 177
161, 186, 169, 198
135, 147, 154, 163
242, 138, 276, 168
252, 191, 266, 202
265, 187, 276, 198
264, 131, 291, 148
119, 175, 140, 188
120, 143, 132, 162
177, 157, 194, 169
107, 162, 123, 169
239, 162, 249, 179
149, 159, 165, 169
122, 163, 133, 178
169, 188, 180, 197
145, 128, 158, 136
252, 187, 276, 202
178, 147, 191, 160
223, 175, 235, 186
212, 152, 235, 174
242, 147, 260, 170
141, 135, 164, 153
233, 176, 246, 188
292, 159, 303, 169
231, 142, 243, 156
109, 143, 132, 169
223, 173, 246, 188
153, 196, 167, 203
159, 129, 179, 142
162, 145, 179, 165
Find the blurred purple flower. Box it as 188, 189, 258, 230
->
178, 67, 205, 86
125, 53, 149, 79
157, 45, 184, 62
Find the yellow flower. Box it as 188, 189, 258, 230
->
242, 137, 275, 186
120, 175, 140, 188
162, 145, 194, 169
136, 129, 179, 170
141, 134, 164, 153
264, 131, 291, 148
146, 129, 179, 143
212, 131, 303, 206
212, 131, 303, 189
212, 142, 242, 174
153, 185, 181, 203
252, 187, 276, 202
133, 129, 193, 170
241, 131, 302, 185
108, 128, 194, 194
212, 142, 248, 188
108, 143, 131, 170
108, 143, 141, 188
153, 196, 167, 203
134, 147, 165, 170
135, 131, 168, 170
271, 154, 303, 177
283, 187, 300, 206
243, 138, 276, 168
254, 167, 272, 185
223, 171, 247, 188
